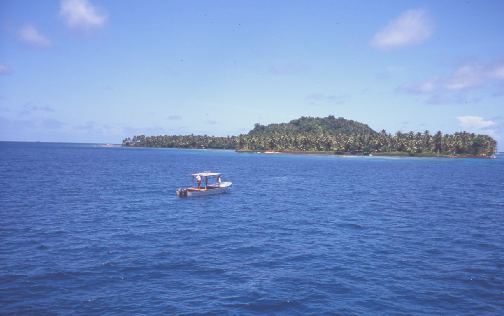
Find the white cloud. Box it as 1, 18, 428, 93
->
401, 79, 437, 94
60, 0, 107, 30
401, 61, 504, 103
22, 104, 55, 115
0, 64, 9, 74
19, 25, 51, 47
457, 116, 496, 129
371, 9, 433, 50
489, 64, 504, 79
444, 64, 487, 91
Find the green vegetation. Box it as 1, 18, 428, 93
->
122, 134, 236, 149
122, 116, 497, 157
249, 116, 376, 136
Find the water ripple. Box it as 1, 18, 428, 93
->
1, 143, 503, 315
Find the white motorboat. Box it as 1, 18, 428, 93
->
176, 172, 232, 197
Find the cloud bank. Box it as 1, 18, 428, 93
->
371, 9, 433, 50
60, 0, 107, 30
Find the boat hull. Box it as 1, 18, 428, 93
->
177, 182, 232, 197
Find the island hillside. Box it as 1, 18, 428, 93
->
122, 116, 497, 157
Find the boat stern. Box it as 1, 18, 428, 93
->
176, 188, 188, 197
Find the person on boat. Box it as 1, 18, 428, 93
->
195, 174, 202, 189
217, 175, 222, 185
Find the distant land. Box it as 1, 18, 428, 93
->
122, 116, 497, 158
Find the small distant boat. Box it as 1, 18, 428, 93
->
176, 172, 232, 197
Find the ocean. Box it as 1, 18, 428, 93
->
1, 142, 503, 315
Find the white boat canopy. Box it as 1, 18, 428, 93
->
192, 172, 221, 177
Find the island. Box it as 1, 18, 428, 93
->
122, 116, 497, 158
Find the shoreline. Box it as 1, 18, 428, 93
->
120, 146, 496, 159
235, 149, 496, 159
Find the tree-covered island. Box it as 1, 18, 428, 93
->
122, 116, 497, 158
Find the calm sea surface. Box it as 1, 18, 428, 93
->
1, 142, 503, 315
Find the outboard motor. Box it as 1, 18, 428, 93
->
176, 188, 188, 197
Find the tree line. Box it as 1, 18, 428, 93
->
122, 116, 496, 157
122, 130, 496, 157
123, 134, 237, 149
238, 130, 496, 156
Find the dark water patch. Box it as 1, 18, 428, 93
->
336, 222, 365, 230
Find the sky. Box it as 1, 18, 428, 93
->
1, 0, 504, 145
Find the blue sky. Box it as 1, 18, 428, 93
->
1, 0, 504, 145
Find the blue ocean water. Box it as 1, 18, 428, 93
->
0, 142, 503, 315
